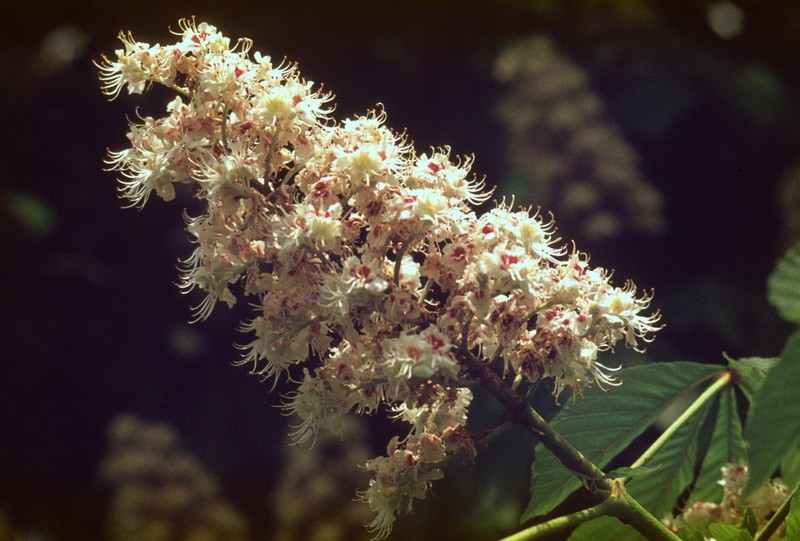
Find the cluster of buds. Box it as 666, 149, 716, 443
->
664, 464, 789, 540
97, 19, 660, 537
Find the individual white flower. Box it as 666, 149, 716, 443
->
409, 149, 492, 206
235, 315, 310, 382
592, 283, 660, 350
342, 254, 390, 295
392, 386, 472, 434
320, 254, 389, 317
279, 368, 353, 445
195, 143, 262, 197
174, 19, 231, 56
380, 326, 459, 391
403, 188, 451, 224
95, 32, 153, 98
469, 242, 542, 300
195, 52, 242, 101
276, 202, 343, 254
251, 77, 331, 129
359, 436, 445, 539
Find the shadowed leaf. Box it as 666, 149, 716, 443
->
744, 331, 800, 494
767, 243, 800, 324
523, 362, 722, 522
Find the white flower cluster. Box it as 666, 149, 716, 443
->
97, 19, 660, 537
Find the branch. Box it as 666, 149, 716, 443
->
498, 480, 681, 541
458, 315, 610, 491
457, 317, 681, 541
497, 503, 605, 541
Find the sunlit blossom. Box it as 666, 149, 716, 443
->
99, 20, 660, 538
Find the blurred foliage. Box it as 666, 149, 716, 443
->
495, 34, 664, 241
100, 415, 250, 541
778, 165, 800, 250
2, 191, 56, 235
271, 417, 373, 541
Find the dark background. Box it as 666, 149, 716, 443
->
1, 1, 798, 539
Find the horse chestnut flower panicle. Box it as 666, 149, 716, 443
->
98, 18, 660, 537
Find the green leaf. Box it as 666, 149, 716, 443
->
782, 443, 800, 488
727, 356, 780, 405
691, 388, 747, 503
708, 522, 754, 541
675, 526, 707, 541
744, 330, 800, 494
523, 362, 723, 522
567, 516, 646, 541
741, 506, 757, 536
601, 466, 652, 479
787, 490, 800, 540
625, 397, 712, 517
767, 243, 800, 324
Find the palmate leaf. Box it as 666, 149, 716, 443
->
744, 330, 800, 494
625, 396, 712, 517
522, 362, 722, 522
767, 243, 800, 324
690, 387, 747, 503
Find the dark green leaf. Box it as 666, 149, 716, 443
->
567, 516, 646, 541
625, 397, 712, 517
675, 526, 707, 541
786, 490, 800, 540
708, 522, 753, 541
782, 444, 800, 489
523, 362, 722, 522
741, 506, 757, 536
728, 356, 781, 405
767, 243, 800, 324
744, 331, 800, 494
601, 466, 652, 479
691, 388, 747, 503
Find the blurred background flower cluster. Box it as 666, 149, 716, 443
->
1, 1, 798, 539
